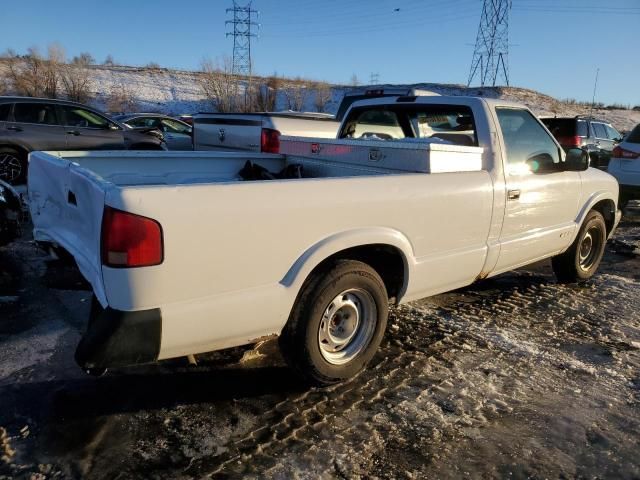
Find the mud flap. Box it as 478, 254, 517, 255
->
75, 302, 162, 369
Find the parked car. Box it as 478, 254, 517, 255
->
0, 97, 167, 185
541, 116, 623, 170
0, 178, 22, 247
114, 114, 193, 151
193, 87, 438, 153
608, 123, 640, 206
28, 95, 620, 384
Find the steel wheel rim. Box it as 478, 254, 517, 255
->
318, 288, 377, 365
578, 225, 603, 271
0, 154, 22, 183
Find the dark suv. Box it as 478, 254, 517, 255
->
0, 97, 166, 184
541, 116, 623, 170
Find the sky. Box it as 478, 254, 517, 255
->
2, 0, 639, 106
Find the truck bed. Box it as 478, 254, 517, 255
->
28, 144, 492, 360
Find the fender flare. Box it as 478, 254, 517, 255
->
571, 190, 618, 243
280, 227, 416, 301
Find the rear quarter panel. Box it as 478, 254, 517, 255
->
101, 172, 493, 359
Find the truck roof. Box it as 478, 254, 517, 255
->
346, 94, 526, 110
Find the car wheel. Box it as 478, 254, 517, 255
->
0, 148, 27, 185
279, 259, 389, 386
552, 210, 607, 283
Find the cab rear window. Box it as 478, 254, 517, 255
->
339, 104, 477, 146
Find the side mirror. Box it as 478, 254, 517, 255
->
526, 152, 560, 174
565, 148, 589, 171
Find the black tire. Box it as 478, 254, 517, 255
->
279, 259, 389, 386
552, 210, 607, 283
0, 148, 27, 185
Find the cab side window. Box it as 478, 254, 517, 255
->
13, 103, 59, 125
496, 108, 560, 172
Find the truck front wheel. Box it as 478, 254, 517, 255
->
279, 260, 389, 386
552, 210, 607, 283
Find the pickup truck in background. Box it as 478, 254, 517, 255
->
192, 87, 437, 153
28, 95, 621, 385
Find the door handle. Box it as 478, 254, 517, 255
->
66, 130, 80, 136
7, 125, 22, 132
508, 189, 521, 200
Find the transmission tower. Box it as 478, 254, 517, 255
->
226, 1, 258, 77
369, 72, 380, 85
467, 0, 512, 87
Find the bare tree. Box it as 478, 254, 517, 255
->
284, 78, 309, 111
3, 48, 46, 97
198, 57, 239, 113
43, 43, 65, 98
312, 81, 333, 113
253, 75, 281, 111
61, 57, 93, 103
72, 52, 95, 65
105, 83, 138, 113
146, 62, 161, 69
103, 54, 115, 66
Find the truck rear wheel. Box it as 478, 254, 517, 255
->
552, 210, 606, 283
279, 260, 388, 386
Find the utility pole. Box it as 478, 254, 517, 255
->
369, 72, 380, 85
468, 0, 512, 87
226, 1, 258, 110
589, 68, 600, 119
226, 1, 258, 77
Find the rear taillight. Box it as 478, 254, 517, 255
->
101, 206, 163, 268
612, 146, 640, 159
558, 135, 582, 147
261, 128, 281, 153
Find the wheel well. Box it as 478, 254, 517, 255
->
0, 144, 29, 158
309, 244, 406, 303
591, 199, 616, 235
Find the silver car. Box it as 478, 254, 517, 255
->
115, 114, 193, 150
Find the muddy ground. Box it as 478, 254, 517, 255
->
0, 207, 639, 480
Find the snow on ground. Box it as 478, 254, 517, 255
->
79, 65, 640, 131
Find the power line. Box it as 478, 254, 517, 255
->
468, 0, 512, 87
226, 1, 259, 77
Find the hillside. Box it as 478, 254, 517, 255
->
4, 63, 640, 131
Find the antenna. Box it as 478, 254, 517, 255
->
226, 1, 259, 78
468, 0, 512, 87
589, 68, 600, 119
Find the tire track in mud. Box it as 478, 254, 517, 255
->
182, 267, 640, 478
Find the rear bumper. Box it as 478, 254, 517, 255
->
75, 303, 162, 370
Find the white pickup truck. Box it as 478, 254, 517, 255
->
28, 95, 621, 385
192, 87, 434, 153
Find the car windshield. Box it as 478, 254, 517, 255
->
626, 124, 640, 144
